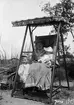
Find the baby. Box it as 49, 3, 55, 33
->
38, 47, 53, 67
38, 46, 59, 67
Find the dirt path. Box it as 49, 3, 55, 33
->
0, 90, 74, 105
0, 90, 45, 105
0, 81, 74, 105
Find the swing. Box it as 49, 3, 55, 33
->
11, 16, 70, 103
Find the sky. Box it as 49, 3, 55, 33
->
0, 0, 74, 59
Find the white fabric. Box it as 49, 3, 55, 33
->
38, 47, 53, 66
44, 47, 53, 52
38, 54, 53, 66
24, 63, 51, 90
18, 64, 30, 83
18, 62, 52, 90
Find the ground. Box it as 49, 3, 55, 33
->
0, 90, 44, 105
0, 81, 74, 105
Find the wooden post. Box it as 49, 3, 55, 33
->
60, 33, 70, 90
29, 26, 35, 60
11, 25, 28, 97
50, 23, 61, 102
58, 36, 61, 87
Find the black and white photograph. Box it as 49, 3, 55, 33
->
0, 0, 74, 105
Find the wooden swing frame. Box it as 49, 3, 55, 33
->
11, 16, 70, 103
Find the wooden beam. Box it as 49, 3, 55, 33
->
50, 23, 61, 102
28, 26, 36, 60
58, 36, 61, 87
60, 33, 70, 90
11, 25, 28, 97
32, 26, 37, 32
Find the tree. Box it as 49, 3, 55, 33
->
41, 0, 74, 53
41, 0, 74, 35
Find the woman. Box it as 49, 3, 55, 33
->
35, 41, 54, 67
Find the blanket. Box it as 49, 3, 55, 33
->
18, 63, 51, 90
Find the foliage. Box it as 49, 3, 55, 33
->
42, 0, 74, 34
42, 0, 74, 25
41, 0, 74, 53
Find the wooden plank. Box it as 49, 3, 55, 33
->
12, 16, 68, 27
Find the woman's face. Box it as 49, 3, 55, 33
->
36, 42, 43, 51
